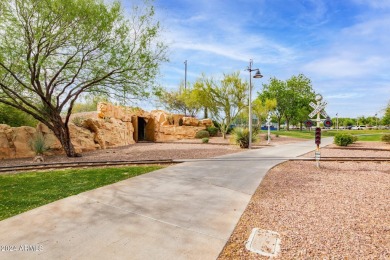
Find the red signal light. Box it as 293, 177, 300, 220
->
323, 118, 333, 128
315, 127, 321, 145
305, 120, 313, 128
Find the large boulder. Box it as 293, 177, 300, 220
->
0, 124, 36, 159
182, 117, 200, 127
200, 118, 213, 127
155, 125, 206, 142
0, 124, 15, 159
13, 126, 36, 158
83, 117, 135, 149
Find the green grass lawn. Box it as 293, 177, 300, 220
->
0, 166, 163, 221
271, 129, 388, 141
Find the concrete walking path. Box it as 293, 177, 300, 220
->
0, 138, 333, 260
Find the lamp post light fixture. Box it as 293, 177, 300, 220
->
246, 59, 263, 149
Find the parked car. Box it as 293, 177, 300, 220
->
351, 125, 366, 130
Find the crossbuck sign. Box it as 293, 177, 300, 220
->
309, 101, 328, 118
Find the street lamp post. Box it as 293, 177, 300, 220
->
246, 59, 263, 149
184, 60, 187, 116
336, 113, 338, 131
375, 113, 378, 128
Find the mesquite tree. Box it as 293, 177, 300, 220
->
0, 0, 167, 157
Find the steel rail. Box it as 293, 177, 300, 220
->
1, 157, 389, 174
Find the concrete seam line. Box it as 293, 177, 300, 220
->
187, 177, 254, 196
77, 194, 226, 241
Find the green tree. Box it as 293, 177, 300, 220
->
0, 0, 167, 157
260, 74, 315, 130
383, 100, 390, 126
250, 97, 277, 128
157, 82, 202, 117
0, 103, 38, 127
193, 72, 248, 138
72, 95, 110, 113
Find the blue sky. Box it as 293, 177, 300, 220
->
126, 0, 390, 118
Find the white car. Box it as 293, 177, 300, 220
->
351, 125, 366, 130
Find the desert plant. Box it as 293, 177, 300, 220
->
334, 133, 355, 146
382, 134, 390, 144
206, 126, 218, 137
29, 131, 49, 155
195, 130, 210, 139
202, 137, 209, 143
72, 116, 85, 127
231, 127, 258, 148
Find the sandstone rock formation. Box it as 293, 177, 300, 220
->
0, 124, 36, 159
0, 103, 214, 159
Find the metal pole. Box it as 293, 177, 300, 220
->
336, 113, 338, 131
267, 113, 271, 144
184, 60, 187, 90
248, 60, 253, 149
184, 60, 187, 116
316, 96, 321, 167
375, 113, 378, 128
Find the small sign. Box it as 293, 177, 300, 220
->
315, 151, 321, 160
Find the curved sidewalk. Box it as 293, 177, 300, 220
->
0, 138, 333, 260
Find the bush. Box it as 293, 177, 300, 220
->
72, 116, 85, 127
195, 130, 210, 139
0, 103, 38, 127
206, 126, 218, 137
334, 133, 355, 146
29, 131, 49, 155
382, 134, 390, 144
201, 137, 209, 143
231, 127, 258, 148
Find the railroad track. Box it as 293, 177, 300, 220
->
1, 157, 389, 173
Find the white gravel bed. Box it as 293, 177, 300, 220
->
219, 142, 390, 259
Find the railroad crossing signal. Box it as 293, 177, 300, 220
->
305, 120, 314, 128
315, 127, 321, 145
309, 101, 328, 118
323, 117, 333, 128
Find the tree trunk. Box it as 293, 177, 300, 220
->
277, 117, 281, 131
50, 119, 80, 157
204, 107, 208, 118
300, 122, 303, 131
286, 119, 290, 131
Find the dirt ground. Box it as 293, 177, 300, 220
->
218, 141, 390, 259
0, 134, 301, 167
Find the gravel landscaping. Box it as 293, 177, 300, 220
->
0, 134, 301, 167
218, 141, 390, 259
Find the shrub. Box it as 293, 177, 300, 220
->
72, 116, 85, 127
231, 127, 258, 148
29, 131, 49, 155
382, 134, 390, 144
206, 126, 218, 137
201, 137, 209, 143
195, 130, 210, 139
0, 103, 38, 127
334, 133, 355, 146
